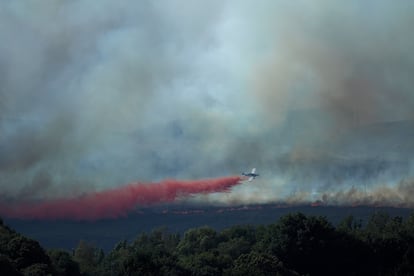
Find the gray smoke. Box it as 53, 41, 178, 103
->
1, 1, 413, 206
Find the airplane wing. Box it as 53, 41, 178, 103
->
251, 168, 256, 174
248, 176, 254, 181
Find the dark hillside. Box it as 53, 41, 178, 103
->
5, 205, 413, 251
2, 208, 414, 275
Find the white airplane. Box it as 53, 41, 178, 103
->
242, 168, 259, 181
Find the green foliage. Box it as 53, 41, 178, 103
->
99, 240, 130, 275
119, 251, 159, 276
337, 214, 362, 234
217, 236, 251, 259
367, 211, 403, 236
179, 250, 231, 276
177, 226, 218, 256
225, 252, 299, 276
6, 236, 51, 270
21, 263, 51, 276
0, 220, 52, 275
220, 225, 256, 243
0, 223, 17, 253
177, 226, 234, 275
2, 210, 414, 276
218, 225, 256, 259
275, 213, 339, 274
48, 249, 80, 276
100, 228, 186, 276
129, 228, 185, 275
73, 240, 104, 275
132, 227, 180, 255
361, 211, 409, 275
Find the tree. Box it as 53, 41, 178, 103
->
220, 225, 256, 243
48, 249, 80, 276
218, 225, 256, 258
5, 236, 51, 272
119, 251, 159, 276
22, 263, 51, 276
226, 252, 299, 276
179, 250, 231, 276
362, 212, 408, 275
73, 240, 103, 275
131, 227, 180, 255
337, 214, 362, 234
113, 228, 185, 276
177, 226, 219, 256
100, 240, 130, 275
258, 212, 353, 275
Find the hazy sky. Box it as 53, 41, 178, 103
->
1, 1, 414, 206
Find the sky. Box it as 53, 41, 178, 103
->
1, 0, 414, 207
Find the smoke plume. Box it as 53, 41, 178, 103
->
1, 1, 414, 210
0, 176, 241, 220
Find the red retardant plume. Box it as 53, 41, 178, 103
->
0, 176, 242, 220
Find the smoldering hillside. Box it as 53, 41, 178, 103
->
1, 1, 414, 208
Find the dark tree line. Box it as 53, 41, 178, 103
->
1, 211, 414, 275
0, 217, 54, 275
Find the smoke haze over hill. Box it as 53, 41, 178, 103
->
1, 1, 414, 211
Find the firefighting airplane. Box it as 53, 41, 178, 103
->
242, 168, 259, 181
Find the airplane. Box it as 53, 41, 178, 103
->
242, 168, 259, 181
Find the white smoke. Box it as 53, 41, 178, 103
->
1, 1, 413, 206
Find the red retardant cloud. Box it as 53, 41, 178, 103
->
0, 176, 242, 220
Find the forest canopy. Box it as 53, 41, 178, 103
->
1, 211, 414, 275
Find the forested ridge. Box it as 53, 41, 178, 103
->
1, 211, 414, 276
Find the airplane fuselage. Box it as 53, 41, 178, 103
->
242, 172, 259, 178
242, 168, 259, 181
